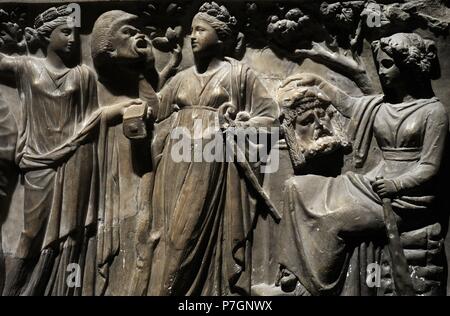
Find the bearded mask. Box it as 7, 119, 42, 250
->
277, 79, 350, 171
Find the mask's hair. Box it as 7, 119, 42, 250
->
372, 32, 440, 80
91, 10, 139, 72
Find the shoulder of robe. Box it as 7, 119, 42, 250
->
18, 55, 41, 70
20, 55, 38, 63
160, 66, 192, 90
426, 98, 448, 125
172, 65, 193, 79
225, 57, 250, 73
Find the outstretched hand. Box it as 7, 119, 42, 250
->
280, 73, 325, 89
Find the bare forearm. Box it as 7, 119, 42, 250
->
317, 80, 356, 117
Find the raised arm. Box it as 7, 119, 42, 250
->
154, 74, 180, 122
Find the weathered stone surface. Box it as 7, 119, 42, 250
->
0, 0, 449, 296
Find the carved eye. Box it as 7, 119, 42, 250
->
299, 114, 314, 126
123, 27, 137, 36
61, 28, 71, 36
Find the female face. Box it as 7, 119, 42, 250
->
376, 49, 401, 89
190, 18, 220, 56
47, 23, 78, 57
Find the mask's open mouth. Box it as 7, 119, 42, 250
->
135, 38, 148, 49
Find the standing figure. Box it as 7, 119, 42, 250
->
146, 2, 278, 295
278, 33, 448, 296
0, 5, 136, 296
90, 10, 180, 295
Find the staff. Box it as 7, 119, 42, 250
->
218, 103, 282, 222
376, 176, 414, 295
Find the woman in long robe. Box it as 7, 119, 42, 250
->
0, 5, 136, 295
147, 2, 278, 296
278, 33, 448, 296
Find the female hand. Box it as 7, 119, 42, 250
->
371, 178, 399, 198
281, 73, 325, 89
104, 99, 146, 123
231, 112, 251, 129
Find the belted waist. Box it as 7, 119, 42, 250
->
177, 105, 218, 112
381, 147, 421, 161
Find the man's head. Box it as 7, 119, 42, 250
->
91, 10, 154, 76
277, 76, 349, 170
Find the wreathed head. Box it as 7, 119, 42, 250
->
29, 5, 79, 59
193, 2, 237, 42
191, 2, 242, 57
34, 5, 74, 41
372, 33, 440, 83
278, 75, 350, 170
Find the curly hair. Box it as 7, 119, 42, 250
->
193, 2, 237, 41
372, 33, 440, 80
320, 2, 355, 24
33, 5, 74, 40
267, 8, 310, 45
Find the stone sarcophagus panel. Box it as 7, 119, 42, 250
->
0, 0, 449, 296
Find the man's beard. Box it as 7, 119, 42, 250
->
300, 135, 343, 160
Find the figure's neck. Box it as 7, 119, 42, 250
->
384, 75, 434, 103
194, 55, 224, 74
384, 90, 415, 104
45, 50, 69, 70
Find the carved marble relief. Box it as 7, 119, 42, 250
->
0, 0, 449, 296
